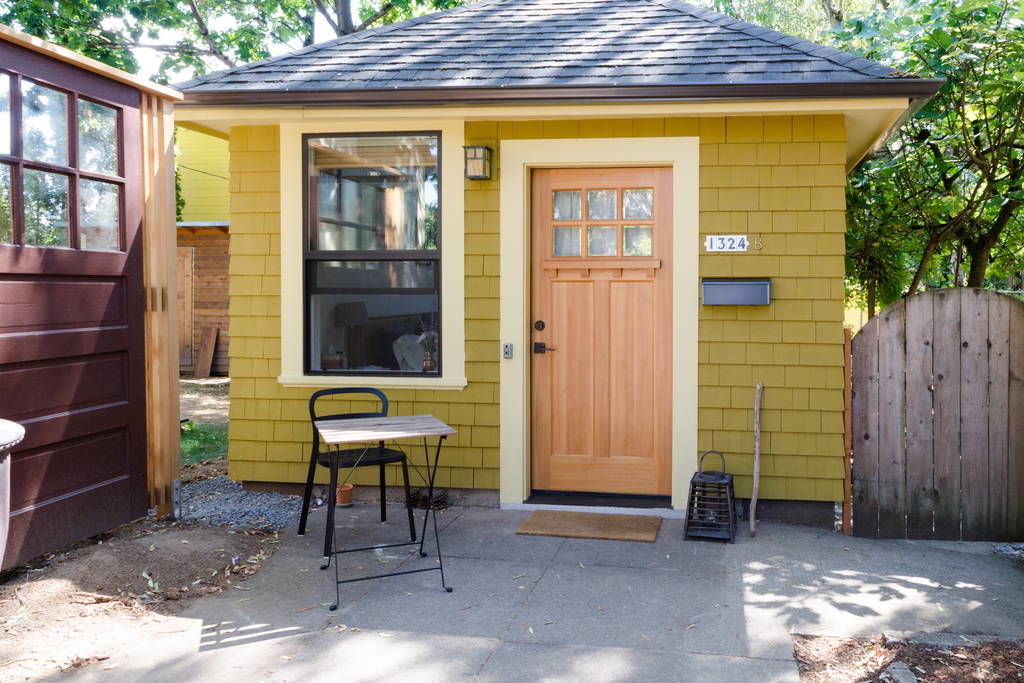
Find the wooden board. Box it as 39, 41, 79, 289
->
851, 314, 880, 537
193, 326, 218, 379
315, 414, 456, 445
176, 247, 194, 369
904, 293, 934, 538
931, 289, 962, 539
842, 326, 853, 536
1008, 307, 1024, 539
959, 289, 989, 540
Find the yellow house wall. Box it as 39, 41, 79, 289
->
226, 114, 848, 502
177, 126, 230, 223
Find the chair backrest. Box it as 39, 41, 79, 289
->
309, 387, 389, 423
309, 387, 390, 455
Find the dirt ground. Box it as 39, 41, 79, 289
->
0, 379, 242, 680
179, 377, 230, 427
0, 516, 278, 680
793, 634, 1024, 681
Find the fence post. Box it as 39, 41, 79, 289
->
842, 326, 853, 536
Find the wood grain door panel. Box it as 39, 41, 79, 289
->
531, 167, 672, 496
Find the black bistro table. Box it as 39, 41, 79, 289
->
313, 414, 456, 610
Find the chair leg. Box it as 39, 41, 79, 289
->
322, 462, 338, 569
401, 458, 416, 543
298, 448, 318, 536
379, 464, 387, 522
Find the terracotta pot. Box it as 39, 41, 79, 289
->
335, 483, 354, 507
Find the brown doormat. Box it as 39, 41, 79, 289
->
515, 510, 662, 542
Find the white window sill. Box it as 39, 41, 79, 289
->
277, 375, 468, 391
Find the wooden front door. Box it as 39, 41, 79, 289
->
0, 42, 148, 568
531, 168, 672, 495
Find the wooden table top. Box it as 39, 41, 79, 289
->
315, 414, 456, 445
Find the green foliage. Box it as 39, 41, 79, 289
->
836, 0, 1024, 295
180, 422, 228, 465
0, 0, 467, 79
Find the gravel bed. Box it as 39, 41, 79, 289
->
993, 542, 1024, 562
181, 475, 303, 530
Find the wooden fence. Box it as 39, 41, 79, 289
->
852, 288, 1024, 540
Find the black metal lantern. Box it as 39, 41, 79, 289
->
463, 145, 493, 180
683, 450, 737, 543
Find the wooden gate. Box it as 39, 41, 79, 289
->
852, 288, 1024, 540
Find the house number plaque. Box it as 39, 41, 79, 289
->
704, 235, 749, 252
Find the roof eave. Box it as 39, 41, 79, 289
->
178, 78, 945, 108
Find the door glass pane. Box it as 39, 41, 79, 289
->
308, 291, 439, 374
587, 225, 616, 256
623, 189, 653, 219
23, 169, 69, 247
78, 100, 118, 176
22, 81, 68, 166
587, 190, 616, 220
553, 226, 580, 257
552, 190, 580, 220
79, 179, 120, 250
306, 134, 438, 251
0, 163, 11, 243
313, 260, 435, 290
623, 225, 653, 256
0, 74, 10, 155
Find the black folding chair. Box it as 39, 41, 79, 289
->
297, 388, 417, 568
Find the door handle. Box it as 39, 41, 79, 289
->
533, 342, 556, 354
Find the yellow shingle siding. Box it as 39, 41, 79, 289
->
177, 127, 230, 222
227, 114, 848, 502
695, 114, 847, 501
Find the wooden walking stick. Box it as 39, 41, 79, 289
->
749, 382, 764, 537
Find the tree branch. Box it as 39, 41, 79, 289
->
355, 2, 396, 32
187, 0, 235, 68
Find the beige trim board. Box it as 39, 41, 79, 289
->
179, 98, 907, 173
277, 119, 466, 390
176, 97, 909, 124
499, 137, 700, 510
0, 24, 182, 100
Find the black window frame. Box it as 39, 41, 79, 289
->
0, 68, 126, 251
302, 130, 442, 378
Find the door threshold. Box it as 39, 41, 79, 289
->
506, 491, 682, 519
527, 490, 671, 508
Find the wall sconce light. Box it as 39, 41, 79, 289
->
463, 145, 493, 180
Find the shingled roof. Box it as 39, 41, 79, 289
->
178, 0, 942, 105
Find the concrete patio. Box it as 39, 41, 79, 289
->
68, 504, 1024, 682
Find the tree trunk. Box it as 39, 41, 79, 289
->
818, 0, 844, 24
337, 0, 355, 34
964, 237, 995, 288
867, 280, 877, 319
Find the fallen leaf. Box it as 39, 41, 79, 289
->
640, 634, 651, 640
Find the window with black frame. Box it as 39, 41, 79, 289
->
304, 133, 440, 376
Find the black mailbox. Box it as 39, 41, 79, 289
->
701, 278, 771, 306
